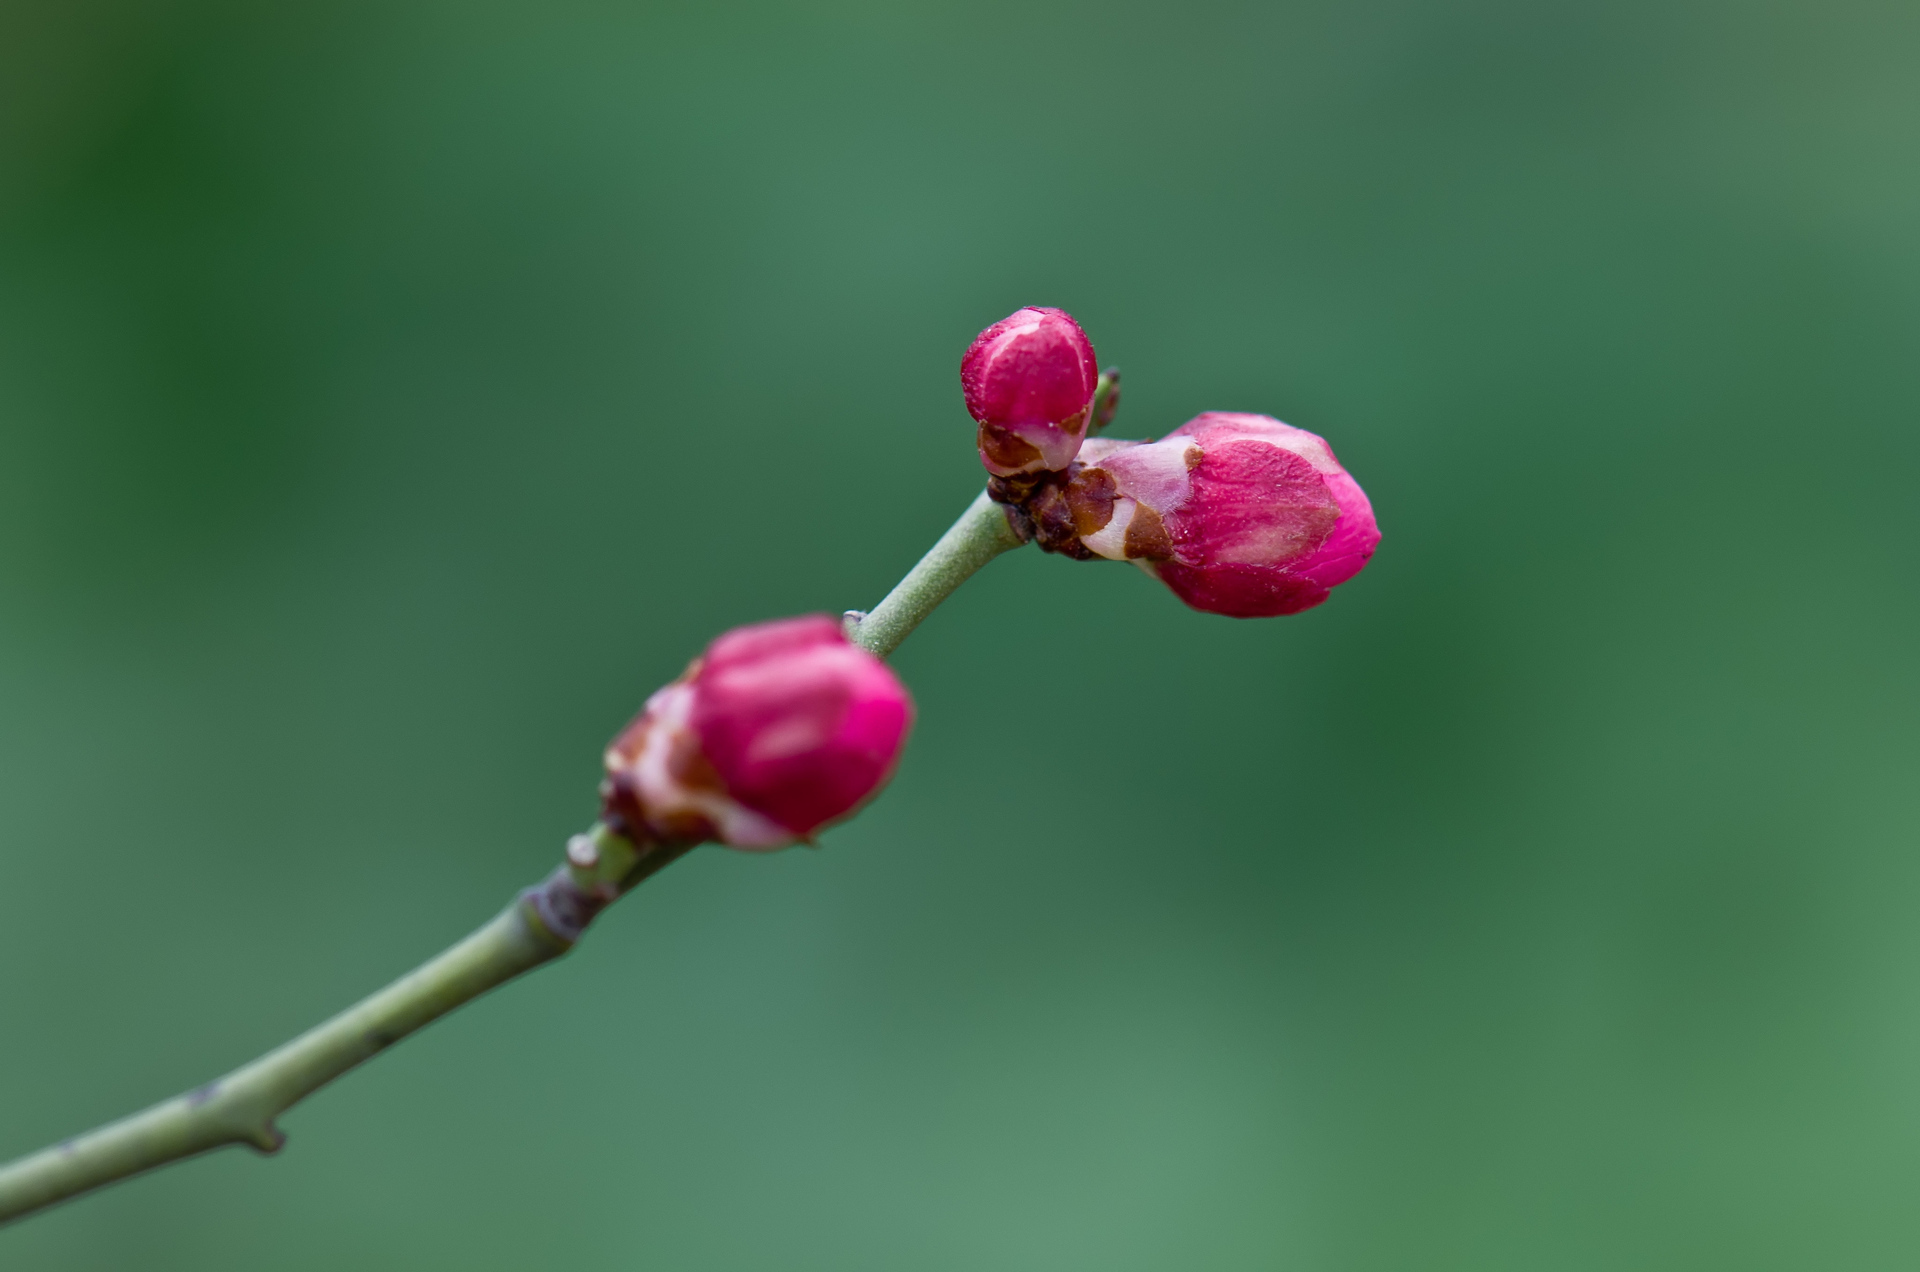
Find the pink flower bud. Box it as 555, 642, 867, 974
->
601, 615, 914, 850
961, 306, 1101, 477
1064, 413, 1380, 617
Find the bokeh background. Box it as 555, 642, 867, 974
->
3, 0, 1918, 1267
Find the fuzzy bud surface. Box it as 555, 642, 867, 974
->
603, 615, 913, 849
1058, 413, 1379, 617
961, 307, 1100, 477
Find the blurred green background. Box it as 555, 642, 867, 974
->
3, 0, 1917, 1267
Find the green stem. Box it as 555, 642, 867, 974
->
846, 489, 1025, 658
0, 901, 560, 1223
1088, 368, 1120, 436
0, 835, 660, 1227
0, 491, 1025, 1228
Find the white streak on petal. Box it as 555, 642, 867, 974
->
1080, 496, 1137, 560
630, 683, 696, 822
1076, 436, 1138, 465
1260, 431, 1340, 474
1098, 436, 1198, 515
705, 802, 794, 850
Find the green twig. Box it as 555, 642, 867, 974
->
1088, 367, 1121, 436
845, 488, 1025, 658
0, 827, 678, 1226
0, 490, 1024, 1228
0, 900, 559, 1221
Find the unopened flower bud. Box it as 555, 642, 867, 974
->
602, 615, 914, 850
962, 306, 1100, 477
1063, 413, 1380, 617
